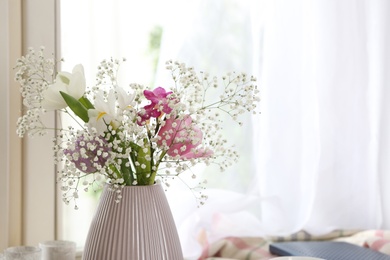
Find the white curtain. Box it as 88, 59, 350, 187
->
60, 0, 390, 259
257, 0, 390, 236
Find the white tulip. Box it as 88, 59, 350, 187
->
41, 64, 86, 110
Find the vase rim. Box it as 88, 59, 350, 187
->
105, 182, 161, 189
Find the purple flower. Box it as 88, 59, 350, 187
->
64, 135, 111, 173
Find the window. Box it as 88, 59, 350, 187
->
58, 1, 260, 257
58, 0, 171, 247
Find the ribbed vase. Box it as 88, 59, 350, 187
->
82, 183, 183, 260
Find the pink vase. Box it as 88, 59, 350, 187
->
82, 183, 183, 260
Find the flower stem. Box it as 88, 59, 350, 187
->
121, 158, 133, 185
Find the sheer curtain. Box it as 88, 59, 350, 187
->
59, 0, 390, 259
257, 0, 390, 236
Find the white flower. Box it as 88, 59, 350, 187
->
116, 87, 135, 110
41, 64, 86, 110
88, 90, 115, 134
88, 87, 134, 134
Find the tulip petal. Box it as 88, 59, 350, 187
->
41, 82, 68, 110
67, 64, 86, 99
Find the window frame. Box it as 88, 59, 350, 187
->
0, 0, 23, 250
21, 0, 59, 246
0, 0, 61, 251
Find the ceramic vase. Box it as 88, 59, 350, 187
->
83, 183, 183, 260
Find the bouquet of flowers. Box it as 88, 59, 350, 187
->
14, 47, 260, 207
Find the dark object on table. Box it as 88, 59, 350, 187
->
269, 241, 390, 260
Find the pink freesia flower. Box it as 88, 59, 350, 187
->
138, 103, 162, 123
144, 86, 173, 111
138, 87, 174, 125
157, 115, 213, 159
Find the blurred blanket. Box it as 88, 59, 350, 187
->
198, 230, 390, 260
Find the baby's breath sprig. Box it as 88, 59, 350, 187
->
163, 60, 260, 174
95, 57, 126, 88
14, 47, 60, 137
165, 60, 260, 122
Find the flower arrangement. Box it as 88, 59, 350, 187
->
14, 47, 260, 207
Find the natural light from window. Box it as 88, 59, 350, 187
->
59, 1, 260, 257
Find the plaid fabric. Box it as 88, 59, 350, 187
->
199, 229, 390, 260
198, 236, 274, 260
358, 230, 390, 255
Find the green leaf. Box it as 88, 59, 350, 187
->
79, 96, 95, 109
60, 91, 89, 122
129, 142, 141, 152
120, 158, 134, 186
136, 146, 151, 173
135, 140, 152, 185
